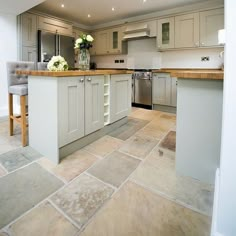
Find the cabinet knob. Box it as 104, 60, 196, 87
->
87, 78, 92, 82
195, 42, 199, 47
80, 78, 84, 83
200, 42, 205, 46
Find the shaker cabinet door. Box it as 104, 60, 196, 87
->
85, 75, 104, 135
152, 73, 172, 106
110, 74, 132, 123
157, 17, 175, 50
175, 13, 200, 48
200, 8, 224, 47
58, 77, 85, 147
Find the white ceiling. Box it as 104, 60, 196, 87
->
32, 0, 214, 26
0, 0, 45, 15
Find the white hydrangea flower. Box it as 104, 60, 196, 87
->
47, 55, 68, 71
86, 35, 94, 42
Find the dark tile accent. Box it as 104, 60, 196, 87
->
159, 131, 176, 152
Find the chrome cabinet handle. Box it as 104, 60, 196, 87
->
80, 78, 84, 83
87, 78, 92, 82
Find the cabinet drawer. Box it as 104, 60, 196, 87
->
38, 16, 72, 36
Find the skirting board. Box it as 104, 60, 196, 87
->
59, 117, 128, 161
153, 104, 176, 114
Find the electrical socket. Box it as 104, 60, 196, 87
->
201, 56, 210, 62
115, 60, 119, 63
119, 59, 124, 63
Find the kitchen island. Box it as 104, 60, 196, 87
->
172, 69, 224, 184
19, 70, 132, 164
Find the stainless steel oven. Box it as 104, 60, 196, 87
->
132, 70, 152, 108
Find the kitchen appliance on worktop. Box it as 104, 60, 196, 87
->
38, 30, 75, 68
132, 69, 152, 109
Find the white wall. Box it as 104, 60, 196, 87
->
92, 40, 223, 69
0, 13, 17, 117
214, 0, 236, 235
162, 48, 223, 69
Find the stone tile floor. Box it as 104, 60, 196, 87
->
0, 108, 214, 236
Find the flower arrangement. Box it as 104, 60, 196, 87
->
47, 55, 69, 71
74, 34, 94, 50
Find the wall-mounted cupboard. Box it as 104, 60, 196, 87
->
91, 27, 127, 55
157, 8, 224, 51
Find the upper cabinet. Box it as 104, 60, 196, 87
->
175, 13, 200, 48
38, 16, 73, 36
157, 17, 175, 50
91, 27, 127, 55
21, 13, 37, 47
200, 8, 224, 47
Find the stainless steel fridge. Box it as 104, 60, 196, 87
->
38, 30, 75, 68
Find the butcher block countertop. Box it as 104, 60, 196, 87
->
17, 68, 224, 80
152, 69, 224, 80
16, 69, 132, 77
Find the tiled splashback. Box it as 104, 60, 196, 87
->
91, 38, 224, 69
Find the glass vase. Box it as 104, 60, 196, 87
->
78, 49, 90, 70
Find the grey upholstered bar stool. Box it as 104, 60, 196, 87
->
6, 61, 35, 146
37, 62, 48, 70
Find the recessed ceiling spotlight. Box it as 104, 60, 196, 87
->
143, 0, 147, 2
88, 14, 91, 18
112, 7, 115, 11
61, 4, 65, 7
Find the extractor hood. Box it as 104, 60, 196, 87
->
123, 23, 150, 40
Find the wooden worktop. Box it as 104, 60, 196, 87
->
17, 68, 224, 80
16, 69, 132, 77
152, 69, 224, 80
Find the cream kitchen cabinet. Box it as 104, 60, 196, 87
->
22, 46, 37, 64
110, 74, 132, 123
157, 17, 175, 50
85, 76, 104, 135
21, 13, 37, 47
152, 73, 177, 107
200, 8, 224, 47
92, 27, 126, 55
95, 30, 110, 55
38, 16, 73, 36
58, 77, 85, 147
59, 75, 104, 147
175, 13, 200, 48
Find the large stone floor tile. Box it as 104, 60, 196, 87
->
87, 151, 140, 187
119, 133, 158, 159
8, 201, 78, 236
50, 174, 114, 229
38, 150, 98, 182
0, 147, 42, 172
136, 115, 176, 140
129, 108, 162, 121
131, 147, 214, 215
80, 181, 211, 236
0, 163, 64, 229
84, 136, 123, 158
108, 117, 149, 141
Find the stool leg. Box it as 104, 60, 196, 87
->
20, 95, 27, 147
8, 93, 13, 136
